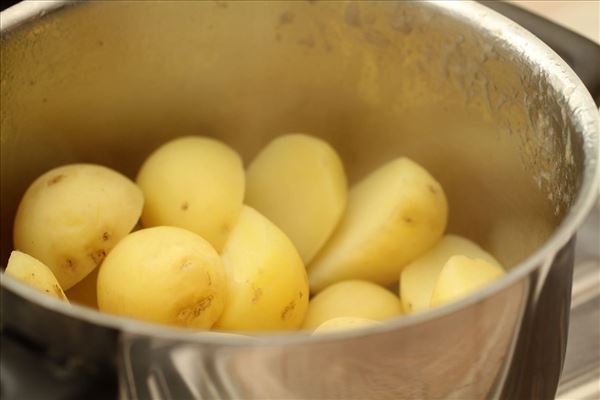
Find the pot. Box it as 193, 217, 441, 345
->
1, 1, 598, 399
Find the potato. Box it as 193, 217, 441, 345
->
136, 136, 244, 252
312, 317, 380, 334
97, 226, 226, 329
5, 251, 68, 302
214, 206, 308, 331
400, 235, 501, 314
65, 267, 98, 309
308, 158, 448, 292
245, 134, 347, 264
13, 164, 144, 290
302, 280, 402, 330
430, 255, 505, 307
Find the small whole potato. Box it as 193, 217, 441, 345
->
13, 164, 144, 290
430, 255, 505, 307
5, 251, 68, 302
308, 158, 448, 292
312, 317, 381, 334
400, 235, 501, 314
136, 136, 245, 252
245, 134, 347, 264
214, 206, 309, 331
302, 280, 402, 330
97, 226, 226, 329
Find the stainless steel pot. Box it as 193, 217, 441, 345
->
1, 1, 598, 399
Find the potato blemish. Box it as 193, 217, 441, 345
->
281, 300, 296, 320
64, 258, 75, 271
47, 174, 65, 186
90, 250, 106, 266
252, 287, 263, 303
179, 261, 193, 271
177, 295, 214, 323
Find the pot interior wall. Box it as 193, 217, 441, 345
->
1, 1, 580, 270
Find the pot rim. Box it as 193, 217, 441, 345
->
1, 0, 598, 345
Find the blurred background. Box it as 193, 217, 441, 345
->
507, 2, 599, 399
510, 1, 599, 44
507, 3, 599, 400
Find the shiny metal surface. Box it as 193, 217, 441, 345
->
557, 201, 600, 400
1, 1, 599, 399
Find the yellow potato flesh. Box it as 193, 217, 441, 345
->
5, 251, 68, 302
308, 158, 448, 292
97, 226, 226, 329
136, 136, 244, 252
214, 206, 308, 331
312, 317, 381, 334
400, 235, 501, 314
13, 164, 144, 290
302, 280, 402, 330
65, 267, 98, 309
245, 134, 347, 264
430, 255, 505, 307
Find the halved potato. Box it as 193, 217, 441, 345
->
308, 158, 447, 292
245, 134, 347, 264
136, 136, 244, 252
97, 226, 226, 329
5, 251, 68, 302
214, 206, 309, 331
13, 164, 143, 290
400, 235, 500, 314
430, 255, 505, 307
302, 280, 402, 330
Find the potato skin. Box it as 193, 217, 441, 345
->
136, 136, 244, 252
430, 255, 505, 307
308, 158, 448, 292
13, 164, 143, 290
312, 317, 380, 334
245, 134, 347, 264
302, 280, 402, 330
400, 235, 501, 314
5, 251, 69, 302
214, 206, 309, 331
97, 226, 226, 329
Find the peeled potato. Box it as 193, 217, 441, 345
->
302, 280, 402, 330
312, 317, 381, 334
430, 255, 505, 307
13, 164, 143, 290
308, 158, 448, 292
5, 251, 68, 302
136, 136, 244, 252
97, 226, 226, 329
214, 206, 308, 331
65, 267, 98, 309
400, 235, 501, 314
245, 134, 347, 264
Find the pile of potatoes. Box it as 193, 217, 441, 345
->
5, 134, 505, 334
